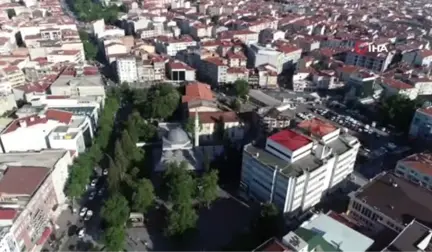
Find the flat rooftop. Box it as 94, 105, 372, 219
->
248, 90, 282, 107
353, 172, 432, 226
300, 213, 374, 252
297, 118, 337, 138
268, 129, 312, 152
384, 220, 432, 252
0, 150, 68, 169
51, 75, 104, 87
51, 106, 96, 115
244, 144, 323, 177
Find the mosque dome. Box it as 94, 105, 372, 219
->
166, 127, 190, 145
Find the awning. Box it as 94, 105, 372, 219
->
37, 227, 52, 245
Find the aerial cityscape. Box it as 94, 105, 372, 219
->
0, 0, 430, 251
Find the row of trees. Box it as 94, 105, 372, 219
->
101, 108, 158, 251
66, 95, 119, 202
78, 31, 98, 61
163, 161, 219, 240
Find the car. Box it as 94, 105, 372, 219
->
84, 210, 93, 221
88, 191, 96, 200
90, 179, 97, 187
98, 188, 104, 196
79, 207, 87, 217
78, 228, 85, 238
103, 169, 108, 175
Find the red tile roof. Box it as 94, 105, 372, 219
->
254, 238, 291, 252
297, 118, 337, 138
268, 129, 311, 152
3, 109, 73, 134
327, 211, 357, 229
0, 166, 48, 195
419, 107, 432, 116
189, 111, 239, 124
0, 209, 17, 220
400, 152, 432, 176
182, 82, 214, 103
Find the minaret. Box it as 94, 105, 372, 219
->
194, 109, 199, 147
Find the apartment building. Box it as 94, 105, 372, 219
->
380, 78, 418, 100
0, 227, 19, 252
154, 35, 197, 56
0, 109, 87, 154
347, 172, 432, 234
241, 118, 360, 215
0, 150, 72, 252
200, 57, 228, 85
47, 50, 83, 64
116, 56, 138, 84
393, 152, 432, 188
248, 43, 302, 74
345, 51, 395, 72
409, 107, 432, 141
167, 60, 196, 82
49, 70, 106, 98
0, 67, 25, 88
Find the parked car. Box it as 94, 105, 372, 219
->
84, 210, 93, 221
103, 169, 108, 175
88, 191, 96, 200
90, 179, 97, 187
79, 207, 87, 217
78, 228, 85, 238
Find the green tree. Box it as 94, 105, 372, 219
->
380, 94, 422, 131
101, 193, 130, 226
165, 203, 198, 237
251, 203, 284, 242
231, 98, 242, 112
132, 178, 155, 213
164, 162, 195, 205
83, 41, 98, 60
103, 225, 126, 251
234, 79, 249, 98
140, 122, 157, 142
107, 157, 121, 191
120, 130, 136, 155
114, 140, 129, 173
197, 170, 219, 208
143, 83, 180, 119
88, 143, 102, 163
125, 111, 142, 142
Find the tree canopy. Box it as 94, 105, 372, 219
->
132, 178, 155, 213
101, 193, 130, 226
197, 170, 219, 208
234, 79, 250, 98
104, 225, 126, 251
251, 203, 284, 242
165, 203, 198, 237
164, 162, 196, 205
142, 83, 180, 119
69, 0, 123, 23
380, 94, 422, 131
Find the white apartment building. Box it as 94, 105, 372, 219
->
154, 36, 197, 57
248, 43, 301, 74
0, 109, 87, 154
49, 72, 106, 98
345, 51, 395, 72
116, 56, 138, 84
0, 227, 19, 252
409, 107, 432, 141
241, 118, 360, 215
47, 50, 83, 64
200, 57, 228, 85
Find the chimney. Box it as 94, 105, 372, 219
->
194, 109, 200, 147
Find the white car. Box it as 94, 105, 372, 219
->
88, 191, 96, 200
78, 228, 85, 238
103, 169, 108, 175
84, 210, 93, 221
79, 207, 87, 217
90, 179, 97, 187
